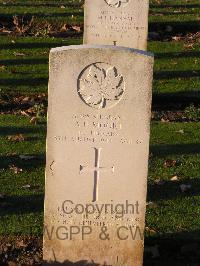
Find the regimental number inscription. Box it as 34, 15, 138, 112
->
104, 0, 130, 8
78, 63, 125, 109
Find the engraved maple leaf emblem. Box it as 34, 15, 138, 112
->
106, 0, 129, 7
78, 64, 124, 109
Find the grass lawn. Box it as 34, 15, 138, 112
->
0, 114, 199, 237
0, 0, 200, 264
0, 0, 199, 104
0, 36, 199, 107
148, 122, 200, 234
0, 0, 199, 26
0, 115, 46, 235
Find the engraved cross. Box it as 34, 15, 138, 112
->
80, 148, 114, 202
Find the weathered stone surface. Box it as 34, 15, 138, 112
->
84, 0, 149, 50
43, 45, 154, 265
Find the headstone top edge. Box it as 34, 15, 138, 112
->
50, 45, 154, 58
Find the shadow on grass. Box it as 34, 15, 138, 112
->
0, 153, 45, 170
150, 143, 200, 156
150, 4, 200, 9
150, 21, 200, 34
153, 91, 200, 110
2, 2, 199, 9
0, 77, 48, 86
0, 41, 79, 50
154, 70, 200, 80
0, 58, 48, 66
0, 194, 44, 217
0, 11, 83, 19
147, 178, 200, 202
144, 232, 200, 266
0, 125, 46, 136
155, 51, 200, 59
150, 11, 199, 16
0, 3, 83, 8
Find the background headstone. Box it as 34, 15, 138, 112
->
43, 45, 153, 265
84, 0, 150, 50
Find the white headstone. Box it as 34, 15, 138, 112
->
43, 45, 154, 265
84, 0, 149, 50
